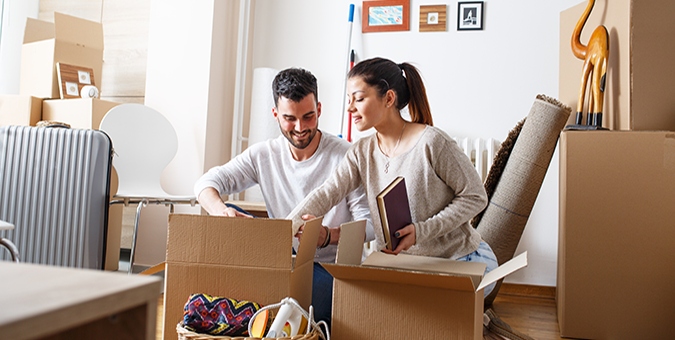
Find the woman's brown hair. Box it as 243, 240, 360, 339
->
348, 57, 433, 126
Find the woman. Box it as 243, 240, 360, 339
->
287, 57, 497, 295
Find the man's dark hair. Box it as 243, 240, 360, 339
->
272, 68, 318, 107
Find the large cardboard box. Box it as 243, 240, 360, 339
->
324, 223, 527, 340
162, 214, 320, 340
19, 12, 103, 99
0, 95, 42, 127
559, 0, 675, 131
558, 130, 675, 339
42, 98, 118, 129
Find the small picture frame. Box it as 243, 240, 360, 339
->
362, 0, 410, 33
419, 5, 447, 32
55, 62, 96, 99
457, 1, 484, 31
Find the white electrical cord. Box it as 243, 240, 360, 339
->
248, 297, 331, 340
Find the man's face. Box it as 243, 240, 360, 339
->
273, 94, 321, 150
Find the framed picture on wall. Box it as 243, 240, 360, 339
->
457, 1, 484, 31
362, 0, 410, 33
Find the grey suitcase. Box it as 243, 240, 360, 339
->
0, 125, 112, 269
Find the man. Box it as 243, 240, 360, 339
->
194, 67, 374, 326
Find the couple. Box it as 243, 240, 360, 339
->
194, 57, 498, 327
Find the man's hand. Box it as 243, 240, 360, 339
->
381, 223, 416, 255
295, 214, 331, 248
220, 207, 253, 218
198, 188, 253, 218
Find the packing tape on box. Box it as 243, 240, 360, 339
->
81, 85, 99, 99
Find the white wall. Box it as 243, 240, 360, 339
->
0, 0, 39, 94
248, 0, 583, 286
1, 0, 585, 285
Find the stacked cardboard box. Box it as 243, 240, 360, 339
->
558, 131, 675, 339
6, 12, 119, 130
559, 0, 675, 131
558, 2, 675, 338
0, 95, 42, 127
20, 12, 103, 100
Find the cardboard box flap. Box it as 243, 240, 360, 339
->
293, 216, 321, 267
323, 262, 477, 291
335, 219, 367, 265
289, 256, 314, 310
23, 17, 55, 44
364, 251, 486, 276
362, 251, 528, 292
53, 12, 103, 50
363, 252, 485, 289
167, 214, 292, 269
477, 252, 528, 291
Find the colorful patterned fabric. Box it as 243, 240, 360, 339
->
183, 293, 261, 336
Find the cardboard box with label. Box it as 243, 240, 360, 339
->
324, 222, 527, 340
162, 214, 320, 340
558, 130, 675, 339
0, 95, 43, 127
42, 98, 118, 129
19, 12, 103, 99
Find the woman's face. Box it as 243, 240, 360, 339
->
346, 76, 389, 132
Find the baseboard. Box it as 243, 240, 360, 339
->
499, 283, 556, 299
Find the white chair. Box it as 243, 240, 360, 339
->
99, 103, 196, 274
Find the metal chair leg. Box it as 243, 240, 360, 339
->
0, 238, 20, 263
128, 198, 148, 274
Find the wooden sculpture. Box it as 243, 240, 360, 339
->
571, 0, 609, 128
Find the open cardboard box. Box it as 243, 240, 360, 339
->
323, 221, 527, 339
162, 213, 320, 340
19, 12, 103, 99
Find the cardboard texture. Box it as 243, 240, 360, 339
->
19, 12, 103, 99
335, 220, 366, 265
0, 95, 42, 127
325, 223, 527, 340
162, 214, 320, 340
42, 98, 118, 129
558, 131, 675, 339
104, 167, 121, 271
559, 0, 675, 131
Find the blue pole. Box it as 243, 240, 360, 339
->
338, 4, 355, 140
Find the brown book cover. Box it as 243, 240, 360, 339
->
376, 176, 412, 251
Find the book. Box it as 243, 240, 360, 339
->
376, 176, 412, 251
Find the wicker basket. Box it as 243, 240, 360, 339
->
176, 322, 323, 340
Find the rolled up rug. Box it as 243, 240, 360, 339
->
476, 94, 571, 306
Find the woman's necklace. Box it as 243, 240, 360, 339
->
383, 122, 406, 174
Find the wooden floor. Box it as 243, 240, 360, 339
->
488, 284, 565, 340
155, 283, 565, 340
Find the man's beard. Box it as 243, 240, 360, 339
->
281, 128, 318, 150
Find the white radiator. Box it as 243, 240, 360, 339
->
453, 137, 501, 182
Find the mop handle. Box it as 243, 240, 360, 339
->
339, 4, 355, 140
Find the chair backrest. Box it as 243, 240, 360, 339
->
99, 103, 177, 198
